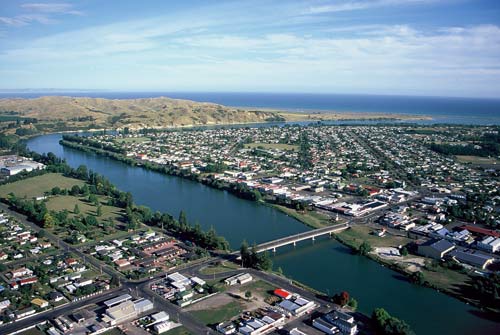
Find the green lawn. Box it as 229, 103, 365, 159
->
191, 300, 243, 325
244, 142, 298, 151
163, 326, 192, 335
0, 173, 84, 198
455, 155, 499, 165
336, 225, 412, 249
240, 279, 275, 299
101, 329, 126, 335
115, 136, 151, 144
46, 195, 124, 224
199, 261, 240, 275
273, 205, 332, 229
15, 329, 45, 335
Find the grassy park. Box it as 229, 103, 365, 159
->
244, 142, 298, 151
0, 173, 84, 198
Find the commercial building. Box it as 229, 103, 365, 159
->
418, 239, 455, 259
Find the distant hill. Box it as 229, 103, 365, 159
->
0, 96, 283, 129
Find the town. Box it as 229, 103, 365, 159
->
0, 124, 499, 335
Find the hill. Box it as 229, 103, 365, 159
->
0, 96, 283, 129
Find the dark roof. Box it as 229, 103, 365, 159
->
420, 239, 455, 253
449, 250, 494, 267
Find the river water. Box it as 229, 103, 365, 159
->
27, 133, 499, 335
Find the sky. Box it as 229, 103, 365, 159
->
0, 0, 499, 98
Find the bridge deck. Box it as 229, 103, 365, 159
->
255, 223, 349, 252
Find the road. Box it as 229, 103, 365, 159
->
0, 288, 127, 334
0, 202, 216, 335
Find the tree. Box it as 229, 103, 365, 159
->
358, 241, 372, 255
347, 297, 358, 311
110, 275, 120, 287
245, 291, 252, 300
298, 131, 313, 169
372, 307, 415, 335
73, 204, 80, 214
43, 212, 56, 228
179, 210, 188, 229
401, 246, 409, 256
96, 205, 103, 217
333, 291, 350, 306
240, 240, 250, 267
410, 271, 425, 285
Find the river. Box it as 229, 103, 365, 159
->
27, 133, 499, 335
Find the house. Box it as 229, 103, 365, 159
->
0, 300, 10, 311
115, 259, 130, 268
418, 239, 455, 259
11, 267, 33, 278
31, 298, 49, 308
16, 307, 36, 319
49, 291, 64, 302
19, 276, 38, 286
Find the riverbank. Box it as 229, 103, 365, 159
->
333, 226, 500, 315
26, 132, 500, 335
57, 136, 500, 317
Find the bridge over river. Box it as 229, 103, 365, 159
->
255, 223, 349, 253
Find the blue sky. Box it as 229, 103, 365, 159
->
0, 0, 499, 97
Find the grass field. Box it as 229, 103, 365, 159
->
244, 142, 298, 151
336, 225, 412, 249
421, 266, 471, 293
46, 195, 124, 223
16, 329, 45, 335
0, 173, 84, 198
272, 205, 332, 229
455, 155, 499, 165
191, 300, 243, 325
199, 261, 240, 275
115, 136, 151, 144
163, 326, 191, 335
240, 279, 275, 300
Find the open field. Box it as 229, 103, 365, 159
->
244, 142, 298, 151
455, 155, 499, 165
279, 111, 431, 122
46, 195, 124, 223
0, 173, 84, 198
199, 261, 240, 275
421, 266, 471, 293
190, 300, 243, 325
114, 136, 151, 144
336, 225, 412, 249
272, 205, 332, 229
163, 326, 191, 335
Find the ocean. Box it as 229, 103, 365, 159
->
1, 91, 500, 125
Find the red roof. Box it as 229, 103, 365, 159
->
274, 288, 292, 299
462, 225, 500, 238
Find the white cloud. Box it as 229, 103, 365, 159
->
0, 2, 82, 27
21, 3, 83, 15
308, 0, 436, 14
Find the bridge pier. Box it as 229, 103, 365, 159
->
293, 241, 296, 247
273, 247, 276, 253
